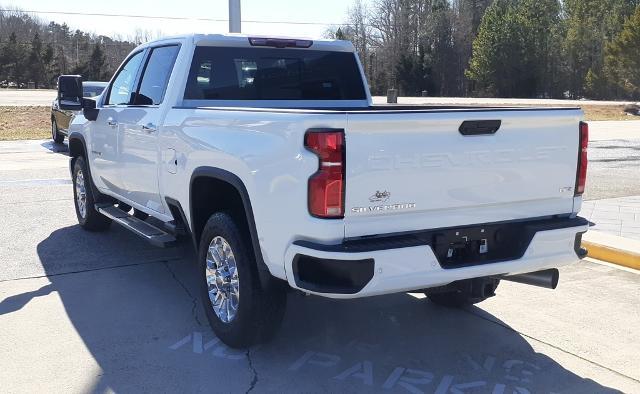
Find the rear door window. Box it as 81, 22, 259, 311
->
184, 46, 366, 101
135, 45, 180, 105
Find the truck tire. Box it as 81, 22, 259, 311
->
72, 156, 111, 231
51, 118, 64, 144
198, 212, 286, 348
426, 279, 500, 308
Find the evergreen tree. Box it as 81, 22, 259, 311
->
564, 0, 637, 98
466, 0, 525, 96
42, 43, 55, 88
603, 5, 640, 99
27, 33, 45, 88
1, 33, 23, 86
466, 0, 564, 98
86, 43, 106, 80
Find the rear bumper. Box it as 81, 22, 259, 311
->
284, 216, 588, 299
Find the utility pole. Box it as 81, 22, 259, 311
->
229, 0, 241, 33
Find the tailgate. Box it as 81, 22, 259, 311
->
343, 109, 583, 238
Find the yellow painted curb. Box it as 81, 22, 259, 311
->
582, 240, 640, 271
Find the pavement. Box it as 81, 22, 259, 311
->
585, 121, 640, 201
582, 197, 640, 241
0, 89, 56, 106
580, 197, 640, 270
1, 140, 639, 393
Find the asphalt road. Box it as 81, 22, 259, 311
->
0, 89, 56, 106
372, 96, 635, 106
0, 140, 639, 393
585, 121, 640, 200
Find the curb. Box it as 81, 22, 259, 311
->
582, 231, 640, 271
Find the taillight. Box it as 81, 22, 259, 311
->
304, 129, 345, 218
575, 122, 589, 196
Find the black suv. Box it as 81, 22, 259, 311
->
51, 81, 107, 143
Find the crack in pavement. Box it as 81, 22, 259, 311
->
163, 261, 204, 327
246, 347, 259, 393
462, 307, 640, 384
0, 258, 184, 283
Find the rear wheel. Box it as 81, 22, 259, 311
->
51, 118, 64, 144
426, 278, 500, 308
72, 157, 111, 231
199, 212, 286, 348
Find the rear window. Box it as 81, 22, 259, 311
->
184, 46, 366, 101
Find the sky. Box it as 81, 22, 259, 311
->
9, 0, 369, 40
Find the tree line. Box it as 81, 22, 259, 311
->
1, 3, 639, 100
0, 8, 138, 88
329, 0, 640, 100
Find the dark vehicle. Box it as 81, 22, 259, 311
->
51, 80, 107, 143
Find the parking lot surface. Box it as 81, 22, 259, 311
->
1, 140, 639, 393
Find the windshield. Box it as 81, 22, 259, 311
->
184, 46, 366, 101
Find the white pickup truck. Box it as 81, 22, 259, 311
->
57, 34, 589, 348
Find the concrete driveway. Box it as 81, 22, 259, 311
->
0, 140, 639, 393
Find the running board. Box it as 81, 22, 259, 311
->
96, 204, 176, 247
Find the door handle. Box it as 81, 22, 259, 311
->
142, 123, 157, 133
107, 118, 117, 128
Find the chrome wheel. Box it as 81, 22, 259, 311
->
206, 236, 239, 323
75, 169, 87, 219
51, 121, 56, 140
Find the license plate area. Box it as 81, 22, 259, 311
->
431, 222, 530, 269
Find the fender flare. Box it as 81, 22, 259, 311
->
67, 132, 88, 172
189, 167, 273, 284
67, 132, 102, 198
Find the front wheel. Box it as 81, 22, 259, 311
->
52, 118, 64, 144
198, 212, 286, 348
72, 157, 111, 231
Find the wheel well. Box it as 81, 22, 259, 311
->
68, 138, 84, 159
191, 176, 251, 249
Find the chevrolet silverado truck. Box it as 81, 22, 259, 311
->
57, 34, 589, 348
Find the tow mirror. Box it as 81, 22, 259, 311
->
57, 75, 83, 111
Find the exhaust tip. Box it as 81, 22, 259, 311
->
498, 268, 559, 289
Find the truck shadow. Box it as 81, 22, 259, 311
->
28, 225, 624, 393
40, 140, 69, 155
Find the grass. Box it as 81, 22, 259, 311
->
0, 106, 51, 141
581, 105, 636, 121
0, 104, 637, 141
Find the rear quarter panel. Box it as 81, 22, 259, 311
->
159, 108, 347, 279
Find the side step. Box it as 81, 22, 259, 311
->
96, 204, 177, 247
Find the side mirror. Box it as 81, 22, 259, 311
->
83, 98, 99, 121
57, 75, 83, 111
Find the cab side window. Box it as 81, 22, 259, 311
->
134, 45, 180, 105
106, 51, 144, 105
